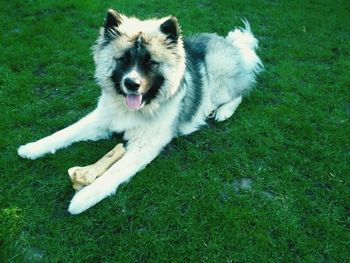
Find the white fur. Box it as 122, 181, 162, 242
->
125, 69, 141, 84
227, 20, 263, 73
215, 96, 242, 122
18, 20, 262, 214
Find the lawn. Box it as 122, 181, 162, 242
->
0, 0, 349, 262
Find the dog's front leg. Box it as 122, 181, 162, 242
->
68, 128, 173, 215
18, 108, 110, 160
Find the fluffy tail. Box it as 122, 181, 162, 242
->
227, 20, 263, 73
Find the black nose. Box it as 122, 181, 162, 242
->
124, 78, 140, 91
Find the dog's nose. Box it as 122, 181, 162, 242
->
124, 78, 140, 91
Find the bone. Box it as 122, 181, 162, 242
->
68, 143, 126, 191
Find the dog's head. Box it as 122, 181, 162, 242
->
93, 9, 185, 111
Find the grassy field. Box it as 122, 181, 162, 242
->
0, 0, 349, 262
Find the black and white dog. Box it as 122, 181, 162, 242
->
18, 9, 262, 214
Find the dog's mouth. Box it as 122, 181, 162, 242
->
125, 93, 143, 110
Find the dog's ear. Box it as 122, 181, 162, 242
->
104, 9, 123, 36
160, 16, 180, 41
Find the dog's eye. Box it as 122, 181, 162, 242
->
145, 58, 159, 66
117, 52, 130, 63
118, 56, 128, 62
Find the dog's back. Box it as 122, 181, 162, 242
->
178, 22, 262, 135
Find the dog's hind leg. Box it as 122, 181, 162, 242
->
18, 109, 110, 160
214, 96, 242, 122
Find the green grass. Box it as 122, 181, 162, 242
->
1, 0, 349, 262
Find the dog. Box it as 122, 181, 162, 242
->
18, 9, 262, 214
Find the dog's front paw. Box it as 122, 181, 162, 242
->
68, 186, 104, 215
18, 142, 49, 160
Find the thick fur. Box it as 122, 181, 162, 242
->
18, 10, 262, 214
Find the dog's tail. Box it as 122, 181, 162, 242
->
227, 19, 258, 50
226, 19, 263, 73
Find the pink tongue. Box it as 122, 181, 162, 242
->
126, 94, 142, 110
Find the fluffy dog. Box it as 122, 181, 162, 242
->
18, 9, 262, 214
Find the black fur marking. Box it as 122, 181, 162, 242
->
143, 74, 165, 104
179, 35, 209, 123
160, 17, 179, 41
102, 31, 120, 48
134, 35, 144, 51
104, 9, 122, 30
184, 35, 208, 62
111, 66, 126, 96
103, 10, 122, 46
